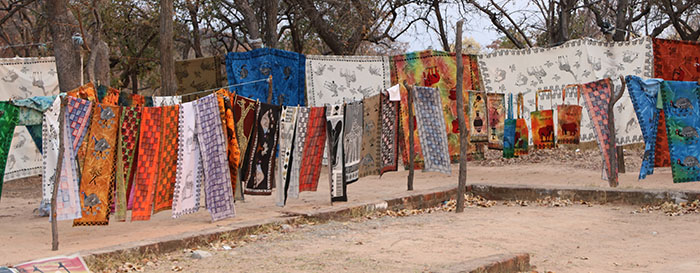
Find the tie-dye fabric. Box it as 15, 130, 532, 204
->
153, 105, 179, 213
469, 91, 488, 142
660, 80, 700, 183
380, 92, 400, 174
233, 95, 258, 200
359, 95, 381, 177
196, 95, 236, 221
503, 94, 516, 158
132, 107, 162, 221
626, 76, 664, 179
115, 106, 141, 221
413, 86, 451, 174
74, 104, 120, 226
172, 101, 203, 218
243, 103, 281, 195
276, 106, 298, 207
326, 104, 346, 202
581, 78, 618, 184
299, 107, 327, 192
486, 93, 505, 149
0, 103, 19, 201
56, 97, 92, 221
343, 101, 363, 183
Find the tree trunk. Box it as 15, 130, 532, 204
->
433, 0, 450, 51
187, 1, 203, 57
613, 0, 629, 41
45, 0, 81, 92
160, 0, 176, 95
263, 0, 278, 48
454, 20, 468, 213
234, 0, 263, 49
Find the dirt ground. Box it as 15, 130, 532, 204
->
3, 145, 700, 267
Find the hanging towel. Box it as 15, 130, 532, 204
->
486, 93, 506, 150
503, 94, 516, 158
233, 95, 258, 200
380, 92, 400, 175
115, 106, 141, 221
172, 101, 203, 218
225, 48, 305, 106
287, 107, 309, 199
40, 96, 61, 211
153, 105, 179, 213
359, 94, 381, 177
243, 103, 281, 195
413, 86, 451, 174
131, 107, 162, 221
626, 76, 664, 179
73, 104, 120, 226
305, 55, 391, 106
0, 103, 19, 201
580, 78, 619, 184
343, 101, 363, 183
660, 80, 700, 183
196, 94, 236, 221
299, 107, 327, 192
276, 106, 298, 207
468, 91, 489, 142
326, 104, 346, 202
215, 90, 240, 199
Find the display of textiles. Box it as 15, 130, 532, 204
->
305, 55, 391, 106
0, 102, 19, 200
581, 78, 618, 184
660, 80, 700, 183
225, 48, 305, 106
503, 94, 516, 158
172, 101, 203, 218
243, 103, 281, 195
233, 95, 258, 200
298, 107, 327, 192
626, 76, 664, 180
74, 104, 120, 226
380, 92, 400, 174
40, 97, 61, 212
115, 106, 141, 221
326, 104, 346, 202
196, 94, 236, 221
486, 93, 505, 150
0, 57, 59, 182
215, 90, 240, 199
391, 50, 482, 166
175, 56, 223, 97
359, 94, 381, 177
469, 91, 488, 142
153, 105, 179, 213
412, 86, 451, 174
131, 107, 162, 221
56, 97, 92, 221
479, 37, 652, 146
343, 101, 363, 183
287, 107, 308, 199
276, 106, 298, 207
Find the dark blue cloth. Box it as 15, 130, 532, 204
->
503, 93, 516, 158
225, 48, 306, 106
626, 75, 663, 180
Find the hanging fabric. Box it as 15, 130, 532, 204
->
287, 107, 308, 199
233, 95, 258, 200
305, 55, 391, 106
660, 80, 700, 183
153, 105, 179, 213
276, 106, 298, 207
172, 101, 203, 218
67, 83, 98, 101
175, 56, 224, 100
40, 97, 61, 213
380, 92, 400, 175
468, 91, 488, 142
626, 76, 664, 180
131, 106, 162, 221
243, 102, 281, 195
152, 96, 183, 107
503, 94, 516, 158
74, 104, 120, 226
215, 90, 240, 201
359, 94, 381, 177
557, 84, 583, 145
486, 93, 505, 150
515, 93, 529, 156
115, 106, 141, 221
531, 89, 555, 149
343, 101, 363, 183
196, 94, 236, 221
298, 107, 327, 192
0, 102, 19, 201
413, 86, 451, 174
581, 78, 619, 184
326, 104, 346, 202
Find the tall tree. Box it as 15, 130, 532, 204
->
160, 0, 176, 95
45, 0, 81, 92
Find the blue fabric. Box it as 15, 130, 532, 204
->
12, 95, 57, 126
626, 76, 663, 180
503, 93, 515, 158
661, 80, 700, 183
27, 124, 42, 153
225, 48, 306, 106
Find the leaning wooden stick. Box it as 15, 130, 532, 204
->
454, 20, 468, 213
606, 76, 625, 187
51, 96, 66, 251
405, 81, 415, 191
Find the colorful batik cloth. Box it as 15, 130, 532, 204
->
326, 104, 346, 202
215, 90, 240, 199
531, 109, 555, 149
196, 95, 235, 221
115, 106, 141, 221
0, 103, 19, 200
288, 107, 309, 198
469, 91, 488, 142
514, 94, 529, 156
176, 56, 224, 101
391, 50, 481, 165
305, 55, 391, 106
131, 107, 162, 221
73, 104, 120, 226
152, 105, 179, 213
225, 48, 306, 106
13, 95, 57, 126
233, 95, 258, 200
276, 106, 298, 207
172, 101, 203, 218
343, 101, 363, 183
380, 92, 400, 174
299, 107, 327, 192
581, 78, 618, 184
503, 94, 516, 158
660, 80, 700, 183
56, 97, 92, 221
626, 76, 664, 179
413, 86, 451, 174
359, 95, 381, 177
556, 85, 583, 145
40, 97, 61, 211
66, 83, 99, 101
243, 103, 281, 195
486, 93, 505, 149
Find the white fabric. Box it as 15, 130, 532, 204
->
276, 106, 298, 207
41, 96, 61, 205
152, 95, 182, 106
172, 101, 203, 218
387, 84, 401, 101
0, 57, 60, 181
305, 55, 391, 106
478, 37, 653, 145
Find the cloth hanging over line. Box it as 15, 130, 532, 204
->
343, 101, 363, 183
359, 94, 381, 177
215, 90, 241, 200
153, 105, 179, 213
486, 93, 506, 150
626, 76, 664, 180
326, 104, 346, 202
0, 103, 19, 201
233, 95, 258, 200
196, 94, 236, 221
305, 55, 391, 106
243, 102, 281, 195
298, 106, 327, 193
115, 106, 141, 221
40, 96, 61, 213
276, 106, 298, 207
131, 106, 162, 221
225, 48, 305, 106
413, 86, 451, 175
581, 78, 619, 184
469, 91, 488, 142
176, 56, 224, 99
660, 80, 700, 183
478, 37, 652, 147
380, 92, 400, 175
287, 107, 308, 199
503, 94, 516, 158
172, 101, 203, 218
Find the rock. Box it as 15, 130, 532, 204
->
222, 245, 232, 250
190, 250, 212, 259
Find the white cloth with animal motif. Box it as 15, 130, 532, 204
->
478, 37, 652, 145
305, 55, 392, 106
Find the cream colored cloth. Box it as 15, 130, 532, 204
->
305, 55, 391, 106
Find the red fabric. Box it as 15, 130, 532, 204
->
299, 107, 327, 192
131, 107, 162, 221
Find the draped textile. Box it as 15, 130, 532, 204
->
215, 90, 240, 198
380, 92, 400, 174
73, 104, 120, 226
413, 86, 451, 174
469, 91, 488, 142
233, 95, 258, 200
503, 94, 516, 158
531, 109, 555, 149
326, 104, 346, 202
115, 106, 141, 221
13, 95, 56, 126
55, 97, 91, 221
40, 97, 61, 209
305, 55, 391, 106
343, 101, 363, 183
66, 83, 98, 101
626, 76, 664, 180
391, 50, 481, 166
581, 78, 618, 183
515, 94, 529, 156
287, 107, 309, 198
299, 107, 327, 192
0, 103, 19, 200
196, 95, 236, 221
176, 56, 223, 97
243, 103, 281, 195
359, 95, 381, 177
660, 80, 700, 183
486, 93, 505, 149
276, 106, 298, 207
131, 107, 162, 221
225, 48, 306, 106
172, 101, 203, 218
153, 105, 179, 213
152, 96, 183, 106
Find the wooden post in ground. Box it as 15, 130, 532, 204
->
606, 76, 625, 187
51, 96, 66, 251
267, 75, 273, 104
454, 20, 468, 213
406, 82, 415, 191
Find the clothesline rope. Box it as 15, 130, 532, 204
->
179, 77, 271, 97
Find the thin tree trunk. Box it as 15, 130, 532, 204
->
613, 0, 629, 41
187, 1, 203, 57
45, 0, 81, 92
160, 0, 176, 95
454, 20, 468, 213
263, 0, 278, 48
433, 0, 450, 51
51, 97, 66, 251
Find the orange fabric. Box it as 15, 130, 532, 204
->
215, 89, 241, 194
153, 105, 179, 213
66, 82, 99, 101
132, 107, 162, 221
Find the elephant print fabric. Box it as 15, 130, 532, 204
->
172, 101, 203, 218
557, 104, 582, 145
486, 93, 505, 150
626, 76, 664, 180
660, 80, 700, 183
580, 78, 619, 184
468, 91, 488, 143
74, 104, 120, 226
343, 101, 363, 183
305, 55, 391, 106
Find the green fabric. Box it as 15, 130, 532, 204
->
26, 125, 42, 153
0, 102, 19, 201
12, 96, 57, 126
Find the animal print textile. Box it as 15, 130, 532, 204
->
626, 76, 664, 180
233, 95, 258, 200
660, 80, 700, 183
305, 55, 391, 106
326, 104, 346, 202
243, 103, 281, 195
343, 101, 363, 183
172, 101, 203, 218
359, 94, 381, 177
276, 106, 298, 207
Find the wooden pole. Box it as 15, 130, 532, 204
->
606, 76, 625, 187
406, 82, 415, 191
267, 75, 273, 104
454, 20, 468, 213
51, 96, 67, 251
160, 0, 177, 96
